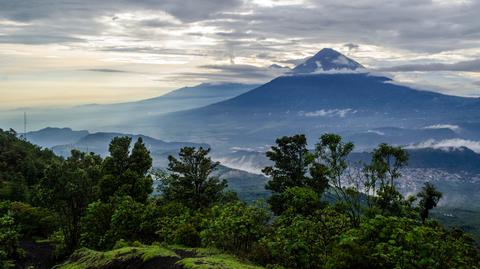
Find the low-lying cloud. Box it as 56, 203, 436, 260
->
379, 59, 480, 72
407, 139, 480, 153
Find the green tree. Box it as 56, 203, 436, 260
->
0, 129, 58, 202
160, 147, 227, 209
417, 182, 442, 223
100, 137, 153, 203
263, 135, 328, 214
314, 134, 361, 225
34, 150, 102, 251
364, 144, 408, 215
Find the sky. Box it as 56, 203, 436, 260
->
0, 0, 479, 109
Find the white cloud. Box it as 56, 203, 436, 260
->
423, 124, 460, 131
301, 108, 354, 117
407, 139, 480, 153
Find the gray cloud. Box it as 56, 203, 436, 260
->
379, 59, 480, 72
0, 34, 84, 44
174, 64, 290, 83
81, 69, 132, 73
1, 0, 479, 54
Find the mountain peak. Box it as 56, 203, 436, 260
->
291, 48, 365, 74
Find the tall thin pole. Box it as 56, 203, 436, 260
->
23, 112, 27, 141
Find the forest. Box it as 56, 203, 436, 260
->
0, 128, 479, 269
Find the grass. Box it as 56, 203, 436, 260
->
178, 254, 264, 269
56, 244, 265, 269
55, 245, 178, 269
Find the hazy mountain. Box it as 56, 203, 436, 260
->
0, 82, 257, 133
26, 127, 89, 148
145, 49, 479, 152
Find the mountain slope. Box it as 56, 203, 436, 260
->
0, 83, 257, 133
150, 72, 479, 149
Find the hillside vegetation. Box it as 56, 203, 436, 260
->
0, 129, 479, 268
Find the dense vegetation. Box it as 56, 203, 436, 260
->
0, 128, 478, 268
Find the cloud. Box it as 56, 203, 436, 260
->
423, 124, 460, 131
407, 139, 480, 153
81, 69, 132, 73
0, 34, 84, 44
299, 108, 354, 118
343, 43, 359, 51
175, 63, 290, 83
379, 59, 480, 72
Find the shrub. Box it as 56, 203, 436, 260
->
201, 201, 271, 253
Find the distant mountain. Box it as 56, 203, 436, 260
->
349, 147, 480, 174
215, 146, 480, 175
26, 127, 89, 148
291, 48, 365, 74
149, 52, 480, 150
0, 82, 257, 133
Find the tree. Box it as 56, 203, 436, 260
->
0, 129, 58, 202
263, 135, 310, 191
34, 150, 102, 251
364, 144, 408, 215
160, 147, 227, 209
417, 182, 442, 223
263, 135, 328, 214
365, 143, 408, 189
314, 134, 361, 225
100, 137, 153, 202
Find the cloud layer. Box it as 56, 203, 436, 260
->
0, 0, 479, 107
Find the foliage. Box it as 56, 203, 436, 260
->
7, 201, 57, 238
155, 202, 203, 247
34, 150, 102, 251
0, 129, 58, 202
314, 134, 361, 225
201, 201, 271, 253
260, 207, 350, 269
270, 187, 322, 217
160, 147, 227, 209
80, 201, 114, 250
0, 214, 22, 268
417, 182, 442, 223
263, 135, 328, 215
326, 215, 480, 269
100, 137, 153, 203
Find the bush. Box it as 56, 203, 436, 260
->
201, 201, 271, 253
155, 203, 204, 247
326, 215, 480, 268
80, 201, 114, 250
260, 207, 349, 269
9, 202, 57, 238
0, 214, 22, 266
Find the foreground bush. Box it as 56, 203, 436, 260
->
201, 201, 271, 253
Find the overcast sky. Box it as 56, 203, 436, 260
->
1, 0, 479, 108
